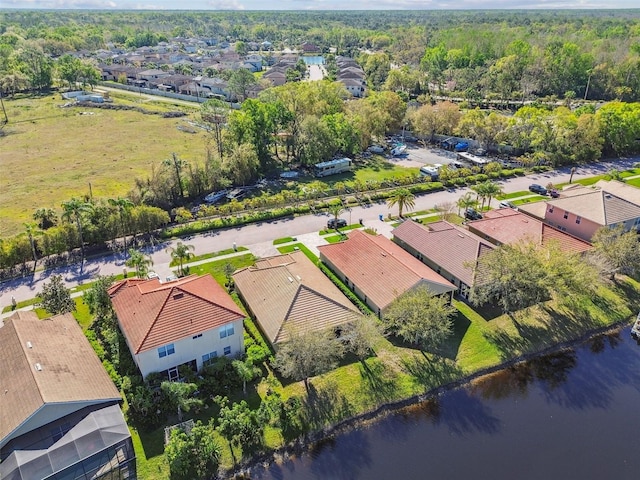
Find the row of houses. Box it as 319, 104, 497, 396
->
3, 179, 633, 479
336, 56, 366, 98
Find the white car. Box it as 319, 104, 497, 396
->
368, 145, 385, 154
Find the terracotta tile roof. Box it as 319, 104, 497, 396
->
0, 311, 120, 445
469, 209, 592, 253
317, 230, 455, 311
233, 251, 361, 345
109, 275, 244, 354
392, 220, 494, 286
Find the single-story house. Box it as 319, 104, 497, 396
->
0, 311, 134, 480
467, 208, 592, 253
318, 229, 456, 318
392, 220, 494, 298
109, 274, 245, 380
518, 184, 640, 241
233, 250, 362, 347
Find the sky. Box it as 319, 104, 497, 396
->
4, 1, 639, 11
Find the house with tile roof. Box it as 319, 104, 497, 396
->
517, 186, 640, 241
318, 229, 456, 318
0, 311, 135, 480
467, 208, 592, 253
392, 220, 495, 298
109, 274, 245, 380
233, 250, 362, 347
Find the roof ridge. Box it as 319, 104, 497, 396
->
136, 288, 171, 354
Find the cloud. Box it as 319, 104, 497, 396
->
207, 0, 246, 9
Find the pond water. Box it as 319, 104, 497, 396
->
302, 56, 325, 65
251, 327, 640, 480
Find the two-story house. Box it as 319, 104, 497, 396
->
109, 275, 245, 380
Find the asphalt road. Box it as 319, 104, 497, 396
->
1, 157, 636, 309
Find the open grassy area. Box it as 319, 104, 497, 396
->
1, 93, 205, 237
168, 246, 247, 267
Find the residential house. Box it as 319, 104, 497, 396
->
300, 42, 319, 53
109, 274, 245, 380
340, 77, 366, 98
262, 68, 287, 87
318, 230, 456, 318
244, 54, 264, 72
0, 311, 135, 480
392, 220, 494, 298
136, 69, 171, 88
335, 57, 366, 98
518, 184, 640, 241
467, 208, 592, 253
233, 250, 362, 347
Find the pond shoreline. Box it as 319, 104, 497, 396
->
224, 319, 632, 479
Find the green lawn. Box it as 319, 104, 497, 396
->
188, 253, 256, 285
273, 236, 296, 245
276, 243, 318, 263
169, 247, 247, 267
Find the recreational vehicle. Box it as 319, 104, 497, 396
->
314, 158, 352, 177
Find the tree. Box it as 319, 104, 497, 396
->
61, 198, 92, 258
343, 314, 384, 361
227, 68, 256, 102
592, 225, 640, 277
232, 359, 260, 396
165, 421, 221, 480
163, 153, 187, 200
387, 188, 415, 218
39, 274, 75, 315
478, 180, 503, 209
470, 242, 549, 313
223, 142, 260, 186
214, 396, 266, 454
328, 203, 345, 225
83, 275, 115, 326
275, 328, 345, 391
161, 381, 203, 422
125, 248, 153, 278
33, 207, 58, 230
456, 192, 477, 216
23, 222, 41, 270
166, 241, 195, 277
108, 197, 134, 251
383, 286, 455, 352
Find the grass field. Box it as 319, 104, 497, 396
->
0, 92, 205, 237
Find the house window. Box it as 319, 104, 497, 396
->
219, 324, 234, 339
223, 346, 231, 356
202, 351, 217, 365
158, 343, 175, 358
548, 206, 554, 213
576, 216, 581, 224
563, 211, 569, 219
193, 333, 202, 340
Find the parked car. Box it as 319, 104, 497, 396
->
464, 208, 483, 220
529, 184, 548, 195
549, 189, 560, 198
499, 200, 517, 209
368, 145, 385, 154
327, 218, 347, 229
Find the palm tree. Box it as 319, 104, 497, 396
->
480, 181, 504, 209
471, 183, 489, 211
328, 204, 345, 224
23, 222, 42, 272
61, 198, 93, 258
108, 197, 134, 251
167, 242, 195, 277
387, 188, 416, 218
125, 248, 153, 278
456, 192, 477, 217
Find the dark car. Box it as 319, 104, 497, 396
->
529, 184, 548, 195
549, 189, 560, 198
327, 218, 347, 229
464, 208, 483, 221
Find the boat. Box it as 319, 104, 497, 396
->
632, 312, 640, 338
391, 144, 407, 156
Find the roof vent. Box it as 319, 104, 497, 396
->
457, 234, 465, 238
287, 276, 294, 282
26, 341, 32, 349
173, 292, 184, 300
604, 194, 612, 199
35, 363, 42, 371
296, 275, 301, 281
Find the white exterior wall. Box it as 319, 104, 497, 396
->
135, 317, 245, 378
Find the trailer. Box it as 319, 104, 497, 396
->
314, 158, 352, 177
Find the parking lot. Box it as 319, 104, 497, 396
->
387, 143, 461, 168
